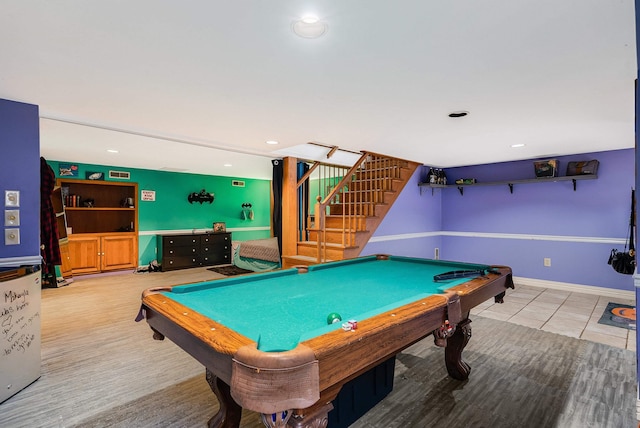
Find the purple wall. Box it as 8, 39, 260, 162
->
362, 167, 442, 259
364, 149, 634, 291
0, 99, 41, 264
442, 150, 633, 290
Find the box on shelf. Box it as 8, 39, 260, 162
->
533, 159, 558, 178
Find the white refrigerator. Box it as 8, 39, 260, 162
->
0, 265, 41, 403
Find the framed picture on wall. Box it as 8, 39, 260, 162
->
213, 222, 226, 233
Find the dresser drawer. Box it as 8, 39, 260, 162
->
201, 251, 231, 265
162, 256, 199, 271
163, 235, 199, 247
201, 242, 230, 254
165, 245, 199, 256
202, 234, 230, 245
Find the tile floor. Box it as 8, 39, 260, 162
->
471, 284, 636, 351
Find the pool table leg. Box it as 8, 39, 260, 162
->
444, 318, 472, 380
206, 369, 242, 428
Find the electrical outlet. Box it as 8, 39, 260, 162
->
544, 258, 551, 267
5, 228, 20, 245
4, 209, 19, 226
434, 247, 440, 260
4, 190, 20, 207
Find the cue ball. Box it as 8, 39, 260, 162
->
327, 312, 342, 324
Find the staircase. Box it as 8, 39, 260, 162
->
281, 151, 420, 268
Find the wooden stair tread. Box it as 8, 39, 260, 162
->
283, 254, 334, 262
298, 241, 358, 250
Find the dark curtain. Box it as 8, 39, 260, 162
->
272, 159, 283, 254
40, 157, 61, 282
297, 162, 310, 241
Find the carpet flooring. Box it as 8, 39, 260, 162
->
67, 318, 637, 428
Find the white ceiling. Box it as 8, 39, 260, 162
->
1, 1, 636, 180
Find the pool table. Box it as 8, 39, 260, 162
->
138, 255, 514, 428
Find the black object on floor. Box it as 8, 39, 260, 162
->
207, 265, 254, 276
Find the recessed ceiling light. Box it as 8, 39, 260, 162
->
448, 111, 469, 118
293, 15, 327, 39
511, 144, 526, 148
265, 140, 279, 145
223, 163, 232, 167
107, 149, 119, 153
301, 15, 319, 24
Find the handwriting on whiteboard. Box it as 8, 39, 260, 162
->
2, 288, 39, 357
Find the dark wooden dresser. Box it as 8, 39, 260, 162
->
158, 232, 231, 271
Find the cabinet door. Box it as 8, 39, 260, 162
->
101, 235, 137, 271
68, 236, 101, 274
58, 241, 73, 278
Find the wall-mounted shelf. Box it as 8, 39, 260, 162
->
419, 174, 598, 195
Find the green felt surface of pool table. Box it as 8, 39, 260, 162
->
164, 255, 490, 351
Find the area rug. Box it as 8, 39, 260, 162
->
598, 302, 636, 330
207, 265, 254, 276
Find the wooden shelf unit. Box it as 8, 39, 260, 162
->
56, 178, 139, 274
420, 174, 598, 195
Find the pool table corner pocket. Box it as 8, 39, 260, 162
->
231, 344, 320, 414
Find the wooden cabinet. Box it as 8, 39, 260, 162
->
159, 232, 231, 271
68, 233, 138, 274
56, 178, 139, 274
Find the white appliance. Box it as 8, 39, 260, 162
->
0, 265, 41, 403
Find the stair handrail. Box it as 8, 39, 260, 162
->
311, 152, 371, 262
318, 152, 369, 206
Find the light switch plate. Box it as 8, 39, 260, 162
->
5, 190, 20, 207
5, 228, 20, 245
4, 209, 20, 226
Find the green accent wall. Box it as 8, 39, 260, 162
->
47, 160, 272, 265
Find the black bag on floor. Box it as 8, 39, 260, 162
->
608, 189, 636, 275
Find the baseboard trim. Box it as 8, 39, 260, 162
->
514, 276, 634, 300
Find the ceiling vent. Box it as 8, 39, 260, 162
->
109, 170, 131, 180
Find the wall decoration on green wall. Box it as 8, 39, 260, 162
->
141, 190, 156, 201
241, 203, 254, 220
188, 189, 215, 204
85, 171, 104, 180
59, 163, 78, 176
